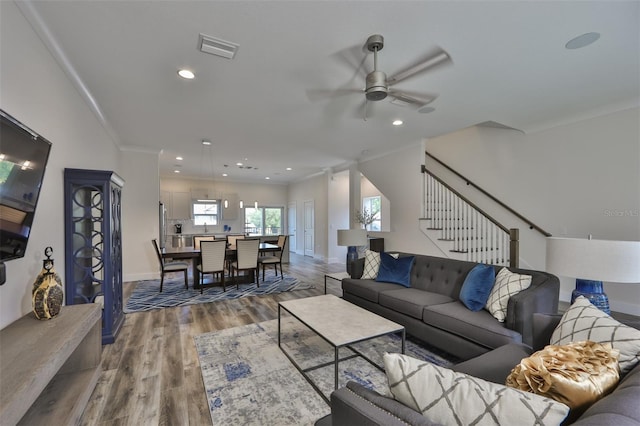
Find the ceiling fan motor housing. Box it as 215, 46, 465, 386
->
366, 70, 388, 101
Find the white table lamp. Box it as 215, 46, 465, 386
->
546, 236, 640, 314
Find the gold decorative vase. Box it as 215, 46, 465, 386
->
32, 247, 64, 320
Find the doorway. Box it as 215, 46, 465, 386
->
303, 200, 314, 257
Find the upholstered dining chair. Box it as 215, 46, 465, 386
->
193, 235, 215, 250
196, 240, 227, 294
226, 234, 245, 247
258, 235, 287, 281
152, 239, 189, 292
230, 238, 260, 288
225, 234, 245, 270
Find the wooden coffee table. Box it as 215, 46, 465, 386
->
278, 294, 405, 403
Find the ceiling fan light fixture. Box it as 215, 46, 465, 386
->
365, 70, 388, 101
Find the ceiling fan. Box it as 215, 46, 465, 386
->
308, 34, 452, 119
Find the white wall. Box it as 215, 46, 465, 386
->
327, 170, 349, 263
287, 173, 328, 259
121, 149, 161, 281
0, 2, 121, 329
358, 144, 438, 255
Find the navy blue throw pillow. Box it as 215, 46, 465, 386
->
376, 253, 415, 287
459, 264, 496, 311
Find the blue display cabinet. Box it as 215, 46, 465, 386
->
64, 168, 124, 344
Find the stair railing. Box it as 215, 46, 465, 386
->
425, 151, 551, 237
422, 165, 519, 267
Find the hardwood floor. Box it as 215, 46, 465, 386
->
80, 253, 345, 426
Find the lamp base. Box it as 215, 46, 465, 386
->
345, 246, 358, 276
571, 279, 610, 315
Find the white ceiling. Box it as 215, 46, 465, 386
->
23, 1, 640, 184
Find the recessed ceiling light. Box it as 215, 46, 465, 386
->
202, 140, 211, 145
236, 162, 243, 166
174, 170, 180, 173
392, 120, 403, 126
177, 69, 195, 79
565, 32, 600, 50
176, 156, 183, 161
222, 173, 228, 177
265, 177, 270, 180
286, 167, 292, 171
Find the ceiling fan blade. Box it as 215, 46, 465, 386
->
387, 47, 452, 85
306, 88, 362, 102
388, 90, 438, 108
331, 43, 370, 81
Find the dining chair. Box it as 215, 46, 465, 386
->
194, 235, 215, 250
152, 239, 189, 291
196, 240, 227, 294
258, 235, 287, 281
226, 234, 245, 247
225, 234, 245, 270
230, 238, 260, 288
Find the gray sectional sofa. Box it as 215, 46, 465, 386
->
323, 314, 640, 425
343, 253, 560, 360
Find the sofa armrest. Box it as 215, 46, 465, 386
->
330, 382, 433, 426
452, 343, 533, 383
505, 272, 560, 346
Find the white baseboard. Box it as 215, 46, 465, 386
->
123, 272, 157, 282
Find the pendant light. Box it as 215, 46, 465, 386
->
254, 201, 258, 209
239, 200, 244, 209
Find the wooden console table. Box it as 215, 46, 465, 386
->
0, 304, 102, 425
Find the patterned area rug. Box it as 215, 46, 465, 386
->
124, 273, 313, 313
194, 317, 455, 425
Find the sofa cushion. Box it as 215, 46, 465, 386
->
376, 253, 415, 287
361, 250, 399, 279
378, 289, 453, 320
341, 279, 403, 304
551, 296, 640, 375
485, 267, 532, 322
384, 353, 570, 425
506, 341, 620, 422
423, 301, 522, 349
459, 263, 496, 311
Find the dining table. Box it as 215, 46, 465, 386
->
161, 242, 280, 289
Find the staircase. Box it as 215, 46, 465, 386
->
420, 168, 517, 267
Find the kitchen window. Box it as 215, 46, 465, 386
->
192, 200, 219, 226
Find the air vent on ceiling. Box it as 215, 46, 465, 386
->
198, 34, 239, 59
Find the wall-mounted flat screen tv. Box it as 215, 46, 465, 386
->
0, 110, 52, 261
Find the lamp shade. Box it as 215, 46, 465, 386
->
337, 229, 367, 247
546, 237, 640, 283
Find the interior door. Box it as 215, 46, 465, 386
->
288, 201, 297, 253
303, 200, 314, 257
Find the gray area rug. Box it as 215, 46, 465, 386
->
194, 317, 455, 425
125, 273, 313, 313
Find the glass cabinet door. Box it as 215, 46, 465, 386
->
64, 168, 124, 345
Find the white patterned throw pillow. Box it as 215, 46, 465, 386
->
551, 296, 640, 375
384, 353, 569, 426
485, 267, 532, 322
361, 250, 398, 279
